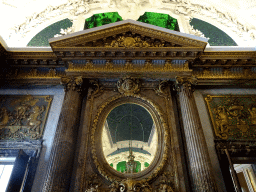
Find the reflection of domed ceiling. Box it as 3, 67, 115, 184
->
107, 104, 153, 143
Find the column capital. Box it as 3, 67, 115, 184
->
61, 76, 83, 92
174, 76, 197, 93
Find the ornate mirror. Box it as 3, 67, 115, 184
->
91, 95, 168, 181
102, 103, 157, 173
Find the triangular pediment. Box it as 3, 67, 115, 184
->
49, 20, 208, 50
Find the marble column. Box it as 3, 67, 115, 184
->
42, 76, 84, 192
175, 76, 218, 191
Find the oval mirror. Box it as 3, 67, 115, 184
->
102, 103, 157, 173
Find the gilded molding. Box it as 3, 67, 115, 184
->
90, 94, 170, 183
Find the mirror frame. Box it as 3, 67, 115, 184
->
91, 94, 170, 182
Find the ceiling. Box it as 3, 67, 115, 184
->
107, 104, 153, 143
1, 0, 256, 47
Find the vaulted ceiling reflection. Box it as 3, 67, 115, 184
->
102, 104, 157, 173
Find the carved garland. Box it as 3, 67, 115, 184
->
90, 94, 170, 182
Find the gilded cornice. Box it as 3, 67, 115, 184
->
50, 23, 207, 49
6, 51, 57, 60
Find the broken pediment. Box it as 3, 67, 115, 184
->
49, 20, 208, 50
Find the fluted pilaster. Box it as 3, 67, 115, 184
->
42, 76, 84, 192
175, 76, 218, 191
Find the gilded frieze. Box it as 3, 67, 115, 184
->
66, 60, 191, 73
205, 95, 256, 139
0, 95, 52, 140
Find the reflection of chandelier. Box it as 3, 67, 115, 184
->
126, 141, 137, 173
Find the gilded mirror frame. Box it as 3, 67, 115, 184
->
91, 94, 169, 182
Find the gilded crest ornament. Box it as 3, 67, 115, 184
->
117, 78, 140, 96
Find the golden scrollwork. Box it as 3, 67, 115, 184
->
0, 95, 52, 140
205, 95, 256, 139
105, 36, 162, 48
90, 94, 170, 183
117, 77, 140, 96
155, 80, 170, 99
88, 79, 104, 99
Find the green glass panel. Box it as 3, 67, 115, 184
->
84, 12, 123, 29
110, 163, 113, 168
144, 162, 149, 167
137, 12, 179, 31
116, 161, 141, 173
190, 18, 237, 46
135, 161, 141, 172
27, 18, 73, 47
117, 161, 126, 173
